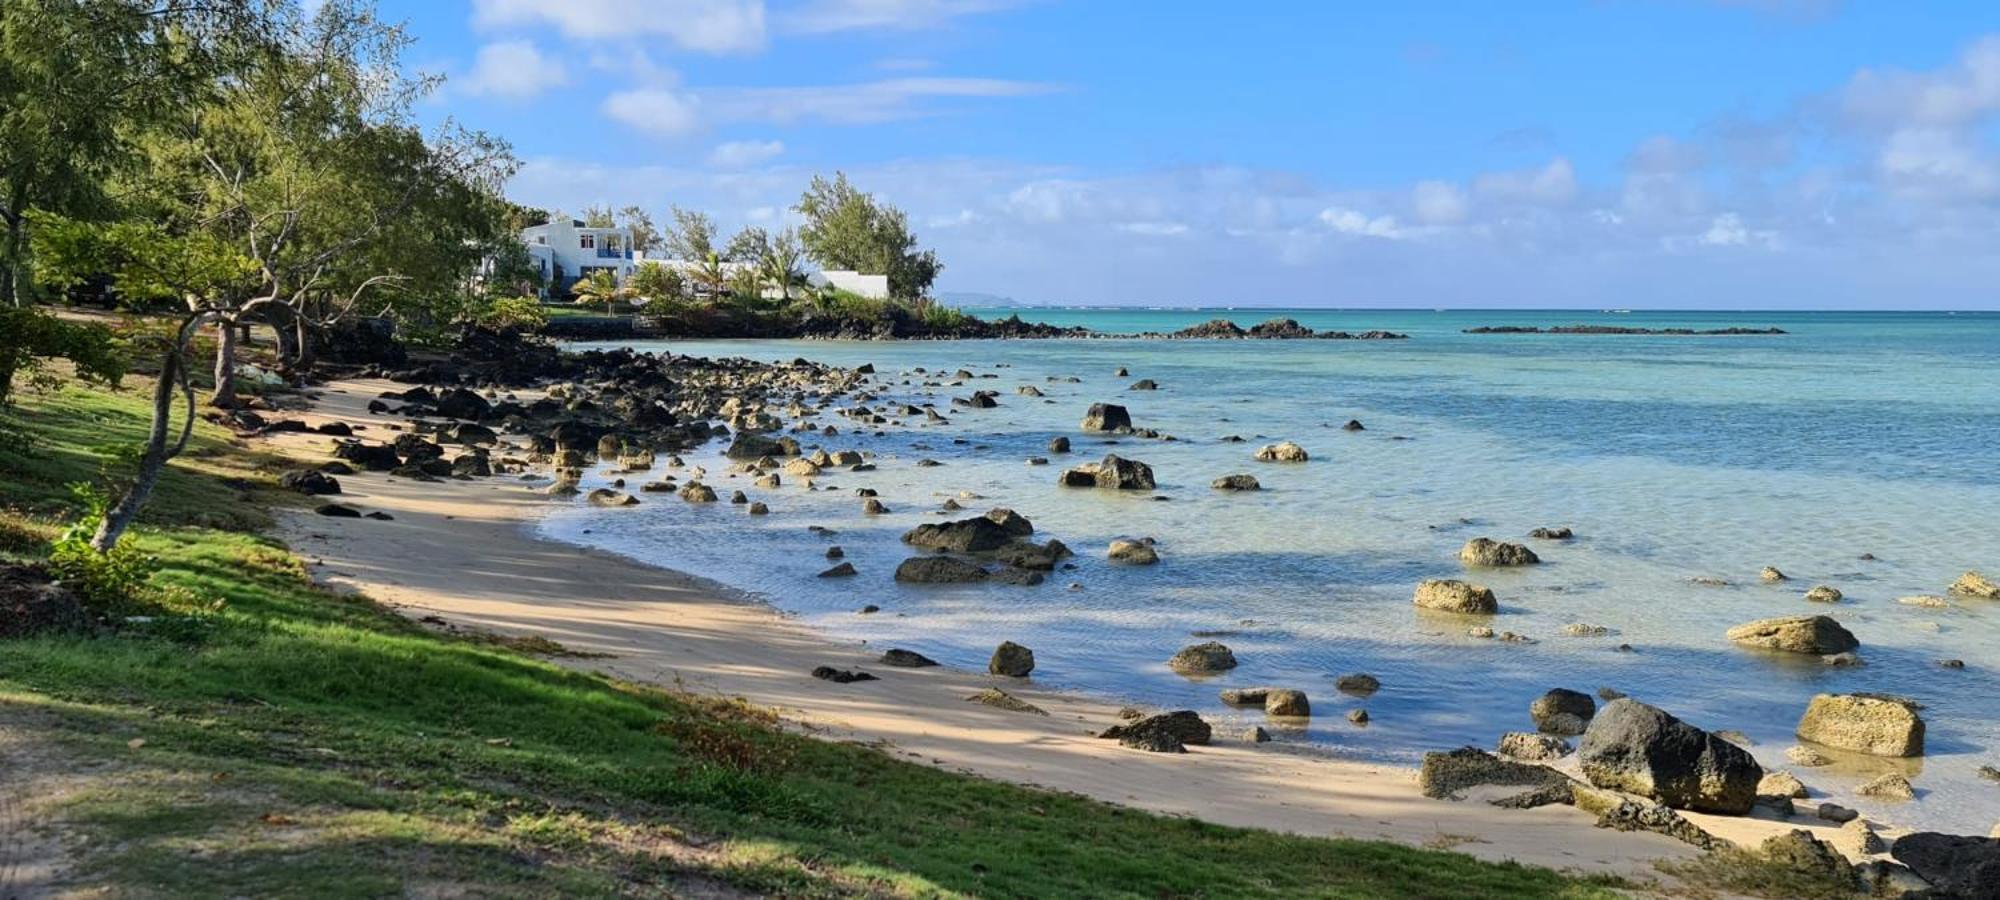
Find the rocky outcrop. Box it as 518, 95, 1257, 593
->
1758, 830, 1857, 889
1459, 538, 1540, 567
881, 648, 938, 667
1417, 747, 1570, 801
1099, 710, 1210, 752
1210, 474, 1260, 491
989, 641, 1035, 676
1795, 693, 1925, 757
1891, 832, 2000, 898
903, 516, 1016, 553
1725, 615, 1858, 654
1167, 641, 1236, 674
966, 687, 1047, 715
587, 489, 638, 507
895, 556, 990, 584
1578, 698, 1763, 815
1804, 584, 1844, 603
1412, 579, 1498, 614
1497, 732, 1573, 761
1529, 527, 1573, 540
278, 469, 342, 495
1253, 441, 1308, 462
1263, 689, 1309, 716
1080, 403, 1132, 433
1058, 454, 1155, 490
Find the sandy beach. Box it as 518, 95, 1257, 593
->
252, 377, 1876, 880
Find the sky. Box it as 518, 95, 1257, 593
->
385, 0, 2000, 309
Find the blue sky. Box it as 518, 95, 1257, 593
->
387, 1, 2000, 308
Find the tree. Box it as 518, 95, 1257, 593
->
723, 226, 768, 265
619, 205, 662, 254
662, 206, 718, 263
628, 263, 684, 305
760, 228, 808, 302
794, 172, 941, 301
580, 204, 616, 228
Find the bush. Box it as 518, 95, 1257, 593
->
0, 306, 127, 403
477, 295, 550, 332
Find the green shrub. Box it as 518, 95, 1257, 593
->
477, 295, 550, 332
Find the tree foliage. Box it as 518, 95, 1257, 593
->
794, 172, 941, 301
663, 206, 719, 263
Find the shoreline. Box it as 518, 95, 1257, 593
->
256, 376, 1861, 879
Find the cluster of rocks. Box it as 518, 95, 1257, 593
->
1152, 318, 1409, 340
895, 509, 1072, 586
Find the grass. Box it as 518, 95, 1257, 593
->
1, 376, 1629, 898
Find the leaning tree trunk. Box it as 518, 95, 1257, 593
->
91, 318, 199, 552
208, 318, 237, 408
269, 304, 298, 377
293, 313, 315, 377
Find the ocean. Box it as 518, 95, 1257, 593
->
546, 308, 2000, 833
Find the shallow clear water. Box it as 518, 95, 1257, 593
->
543, 309, 2000, 833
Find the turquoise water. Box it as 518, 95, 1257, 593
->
546, 309, 2000, 833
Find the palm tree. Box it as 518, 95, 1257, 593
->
693, 251, 730, 300
570, 269, 626, 312
759, 227, 808, 302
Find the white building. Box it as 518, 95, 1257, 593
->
518, 217, 892, 302
520, 219, 635, 296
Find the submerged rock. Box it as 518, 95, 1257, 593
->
1211, 474, 1261, 491
1253, 441, 1309, 462
1529, 526, 1573, 540
1804, 584, 1844, 603
1413, 579, 1498, 614
1950, 570, 2000, 599
1578, 698, 1762, 815
894, 556, 990, 583
1796, 693, 1925, 757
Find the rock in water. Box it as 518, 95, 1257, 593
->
895, 556, 990, 584
1795, 693, 1925, 757
1047, 436, 1071, 453
1263, 689, 1310, 716
1529, 526, 1573, 540
1253, 441, 1309, 462
1804, 584, 1844, 603
1080, 403, 1132, 433
1531, 688, 1597, 735
989, 641, 1035, 676
1211, 474, 1261, 491
1760, 566, 1789, 582
1578, 698, 1763, 815
902, 515, 1016, 552
1950, 570, 2000, 599
1167, 641, 1237, 673
817, 562, 857, 578
677, 483, 717, 503
1758, 770, 1809, 799
1108, 538, 1159, 565
1057, 454, 1156, 490
1856, 773, 1915, 800
588, 488, 638, 507
1459, 537, 1540, 567
1725, 615, 1859, 654
1412, 579, 1498, 614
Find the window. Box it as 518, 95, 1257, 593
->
535, 235, 545, 244
579, 234, 595, 249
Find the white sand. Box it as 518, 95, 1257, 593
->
261, 378, 1856, 878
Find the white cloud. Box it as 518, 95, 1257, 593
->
458, 41, 567, 100
1317, 207, 1402, 238
602, 89, 703, 138
1842, 35, 2000, 130
1116, 221, 1190, 237
1411, 180, 1469, 225
708, 139, 786, 168
1473, 157, 1578, 206
471, 0, 765, 53
703, 77, 1059, 125
784, 0, 1026, 33
1877, 127, 2000, 200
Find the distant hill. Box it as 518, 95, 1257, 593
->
937, 291, 1021, 307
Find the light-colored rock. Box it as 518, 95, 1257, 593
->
1264, 689, 1310, 717
1796, 693, 1925, 757
1856, 772, 1914, 800
1786, 745, 1832, 767
1497, 731, 1573, 761
1760, 566, 1789, 582
1253, 441, 1309, 462
1413, 579, 1498, 614
1726, 615, 1859, 654
1108, 537, 1159, 565
1950, 570, 1999, 598
1167, 641, 1236, 674
1758, 770, 1809, 799
1898, 594, 1950, 608
1804, 584, 1844, 603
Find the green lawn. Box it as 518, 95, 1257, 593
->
0, 379, 1625, 898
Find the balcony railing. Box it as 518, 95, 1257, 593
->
595, 248, 631, 259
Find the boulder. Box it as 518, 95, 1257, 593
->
678, 483, 718, 503
278, 469, 341, 496
1264, 689, 1310, 717
1211, 474, 1261, 491
1048, 436, 1071, 453
1795, 693, 1925, 757
810, 666, 877, 684
1529, 527, 1573, 540
1218, 687, 1268, 706
333, 441, 401, 471
902, 516, 1015, 552
1412, 579, 1498, 614
1578, 698, 1763, 814
1081, 403, 1132, 433
1531, 688, 1597, 735
1804, 584, 1844, 603
725, 433, 790, 459
1334, 673, 1380, 695
1108, 538, 1159, 565
1759, 830, 1856, 889
817, 562, 857, 578
989, 641, 1035, 677
1166, 641, 1236, 674
1758, 770, 1809, 799
895, 556, 990, 584
1459, 537, 1540, 567
1253, 441, 1308, 462
1128, 379, 1159, 391
1760, 566, 1789, 582
315, 503, 362, 518
1058, 454, 1155, 490
861, 498, 889, 515
1417, 747, 1569, 801
1950, 570, 2000, 599
1725, 615, 1858, 654
1857, 772, 1915, 800
984, 507, 1034, 536
1891, 832, 2000, 899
